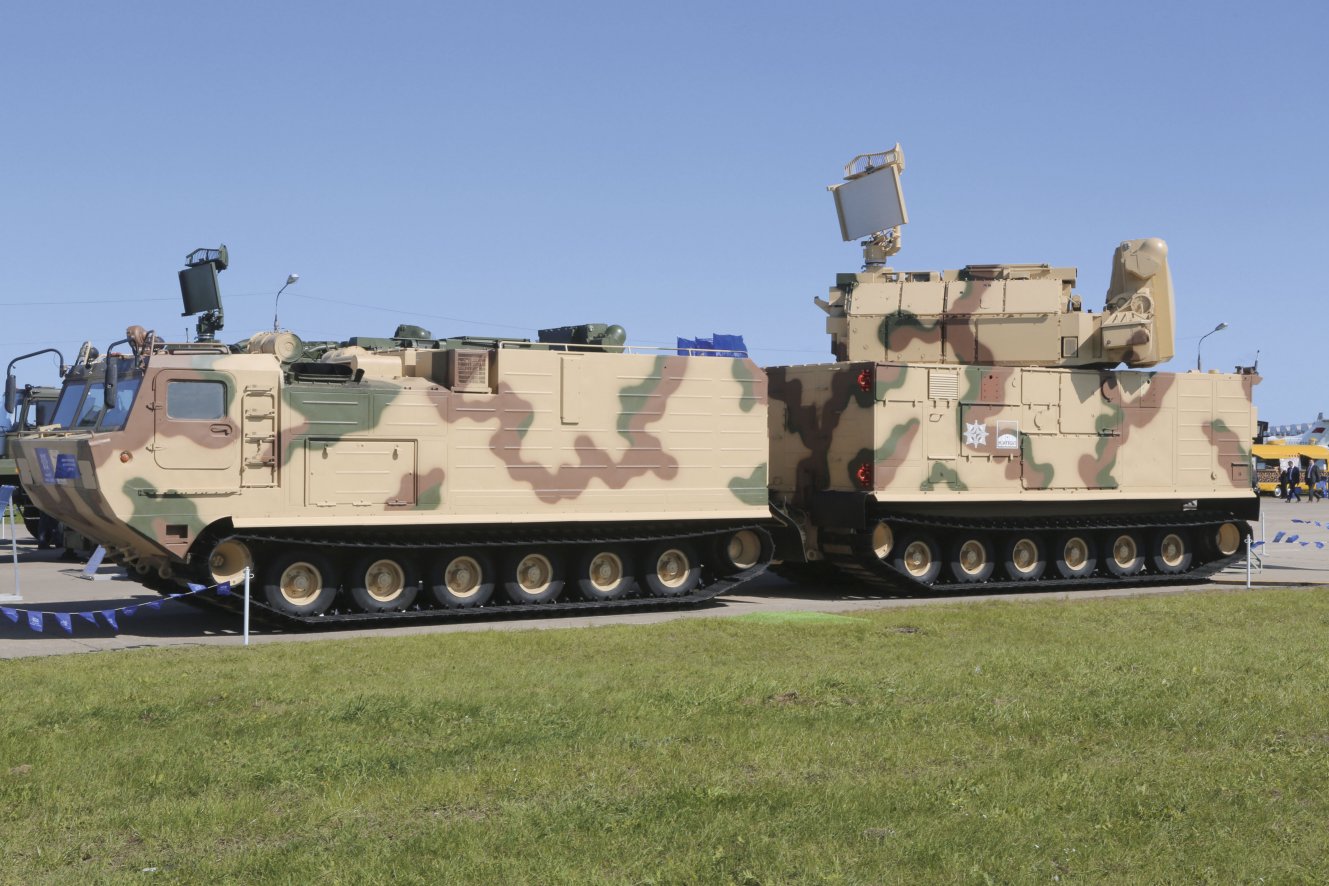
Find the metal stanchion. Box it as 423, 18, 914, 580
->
1246, 535, 1252, 588
1, 487, 21, 604
243, 567, 251, 647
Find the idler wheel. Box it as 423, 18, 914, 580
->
349, 553, 420, 612
574, 546, 637, 601
869, 520, 894, 561
1210, 522, 1245, 558
263, 549, 339, 616
428, 550, 495, 609
1053, 532, 1097, 579
208, 538, 255, 586
710, 528, 771, 576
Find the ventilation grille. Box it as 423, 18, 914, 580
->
450, 349, 491, 393
928, 369, 959, 401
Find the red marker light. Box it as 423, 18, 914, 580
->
856, 463, 873, 489
856, 368, 873, 392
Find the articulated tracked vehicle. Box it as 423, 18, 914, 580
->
12, 248, 773, 622
12, 147, 1261, 620
765, 146, 1259, 592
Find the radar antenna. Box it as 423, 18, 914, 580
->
828, 144, 908, 266
179, 245, 229, 341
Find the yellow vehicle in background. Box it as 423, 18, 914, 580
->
1253, 443, 1329, 498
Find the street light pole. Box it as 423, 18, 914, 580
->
272, 274, 300, 332
1196, 321, 1228, 371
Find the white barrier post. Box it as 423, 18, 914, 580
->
243, 567, 251, 647
1246, 535, 1252, 589
1, 487, 21, 604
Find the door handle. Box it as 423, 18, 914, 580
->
210, 423, 233, 436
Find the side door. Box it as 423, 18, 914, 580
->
151, 371, 239, 485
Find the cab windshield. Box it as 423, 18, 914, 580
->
47, 368, 142, 432
51, 382, 89, 429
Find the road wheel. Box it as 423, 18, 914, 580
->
208, 538, 254, 586
574, 546, 637, 601
1053, 532, 1096, 579
263, 549, 339, 616
504, 549, 565, 604
1104, 531, 1145, 577
349, 553, 419, 612
641, 541, 701, 597
948, 535, 994, 583
891, 533, 942, 585
1150, 530, 1192, 575
711, 529, 769, 576
1001, 535, 1046, 581
428, 550, 495, 609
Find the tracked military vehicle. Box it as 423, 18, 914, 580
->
766, 146, 1259, 592
12, 247, 772, 622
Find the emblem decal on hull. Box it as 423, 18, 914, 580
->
962, 421, 988, 448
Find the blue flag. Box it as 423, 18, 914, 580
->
76, 612, 99, 627
54, 613, 72, 634
186, 582, 207, 592
1, 607, 17, 624
26, 611, 42, 632
145, 600, 162, 610
217, 582, 231, 596
102, 610, 118, 631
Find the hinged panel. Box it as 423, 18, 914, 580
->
306, 439, 417, 506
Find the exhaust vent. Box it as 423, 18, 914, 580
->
449, 349, 491, 393
928, 369, 959, 401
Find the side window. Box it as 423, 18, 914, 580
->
167, 380, 226, 420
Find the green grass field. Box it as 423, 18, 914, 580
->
3, 588, 1328, 884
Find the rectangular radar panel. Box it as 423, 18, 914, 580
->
831, 163, 909, 242
179, 262, 221, 315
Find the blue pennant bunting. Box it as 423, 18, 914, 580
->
3, 580, 235, 636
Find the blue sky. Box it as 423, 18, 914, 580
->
2, 1, 1324, 425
